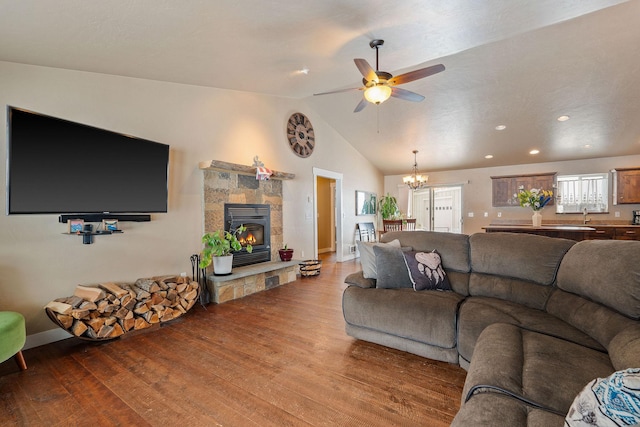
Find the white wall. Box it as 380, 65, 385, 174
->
0, 61, 382, 340
385, 155, 640, 235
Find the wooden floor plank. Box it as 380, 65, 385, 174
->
0, 254, 466, 426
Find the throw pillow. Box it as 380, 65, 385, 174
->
565, 368, 640, 427
357, 239, 401, 279
403, 250, 452, 291
372, 244, 412, 289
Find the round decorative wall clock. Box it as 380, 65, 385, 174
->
286, 112, 315, 158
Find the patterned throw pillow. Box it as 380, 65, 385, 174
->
402, 250, 452, 291
565, 368, 640, 427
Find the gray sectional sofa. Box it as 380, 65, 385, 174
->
342, 231, 640, 426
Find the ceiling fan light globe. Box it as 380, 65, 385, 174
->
364, 85, 392, 104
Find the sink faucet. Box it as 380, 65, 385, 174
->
583, 208, 590, 224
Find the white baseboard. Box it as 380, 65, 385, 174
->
25, 328, 72, 350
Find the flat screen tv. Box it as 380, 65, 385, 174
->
6, 106, 169, 215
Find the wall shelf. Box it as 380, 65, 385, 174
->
64, 229, 123, 244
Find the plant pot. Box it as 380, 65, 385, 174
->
279, 249, 294, 262
212, 254, 234, 275
532, 211, 542, 227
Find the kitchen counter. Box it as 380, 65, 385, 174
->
483, 224, 640, 241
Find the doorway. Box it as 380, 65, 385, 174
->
411, 185, 463, 233
313, 168, 343, 262
316, 177, 336, 254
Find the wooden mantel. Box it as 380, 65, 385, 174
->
199, 160, 295, 180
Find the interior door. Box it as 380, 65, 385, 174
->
411, 185, 463, 233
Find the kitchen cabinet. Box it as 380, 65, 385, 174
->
613, 168, 640, 204
491, 173, 556, 207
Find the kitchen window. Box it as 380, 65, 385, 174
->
555, 173, 608, 214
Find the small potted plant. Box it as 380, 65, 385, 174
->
278, 243, 294, 262
199, 225, 252, 275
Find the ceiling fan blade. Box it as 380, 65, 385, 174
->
388, 64, 445, 86
354, 58, 378, 83
314, 86, 362, 96
354, 98, 368, 113
390, 86, 425, 102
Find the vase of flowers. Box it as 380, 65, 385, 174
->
516, 188, 553, 227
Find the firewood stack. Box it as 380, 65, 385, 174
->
44, 275, 199, 340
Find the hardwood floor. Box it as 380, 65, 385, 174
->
0, 255, 466, 426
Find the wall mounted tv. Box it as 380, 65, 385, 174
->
6, 106, 169, 215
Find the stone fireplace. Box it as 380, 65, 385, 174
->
199, 160, 297, 303
200, 160, 294, 264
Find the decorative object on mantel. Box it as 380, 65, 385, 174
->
198, 159, 295, 180
403, 150, 428, 190
299, 260, 322, 277
199, 225, 253, 275
278, 244, 294, 261
286, 112, 315, 158
252, 156, 273, 181
516, 187, 553, 227
44, 275, 200, 341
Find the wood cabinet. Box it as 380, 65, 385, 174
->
613, 168, 640, 204
612, 227, 640, 240
491, 173, 556, 207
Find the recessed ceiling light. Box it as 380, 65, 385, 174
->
529, 149, 540, 155
485, 154, 494, 159
557, 115, 570, 122
584, 144, 592, 149
291, 67, 310, 76
495, 125, 506, 130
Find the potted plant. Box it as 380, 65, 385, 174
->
278, 243, 294, 261
199, 225, 253, 275
378, 193, 400, 220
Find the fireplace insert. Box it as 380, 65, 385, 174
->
224, 203, 271, 267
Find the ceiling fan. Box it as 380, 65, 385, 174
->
314, 39, 445, 113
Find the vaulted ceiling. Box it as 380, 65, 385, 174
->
1, 0, 639, 174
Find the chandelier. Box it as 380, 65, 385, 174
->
403, 150, 428, 190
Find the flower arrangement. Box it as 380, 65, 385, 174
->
516, 187, 553, 211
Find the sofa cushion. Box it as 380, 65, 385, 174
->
556, 239, 640, 319
463, 323, 614, 415
469, 233, 575, 285
451, 392, 566, 427
468, 273, 554, 310
381, 230, 471, 273
342, 286, 465, 349
357, 239, 401, 279
403, 250, 452, 291
608, 324, 640, 371
373, 245, 413, 289
546, 288, 636, 351
457, 297, 605, 364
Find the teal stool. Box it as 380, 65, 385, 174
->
0, 311, 27, 370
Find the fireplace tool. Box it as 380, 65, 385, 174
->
191, 254, 210, 307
